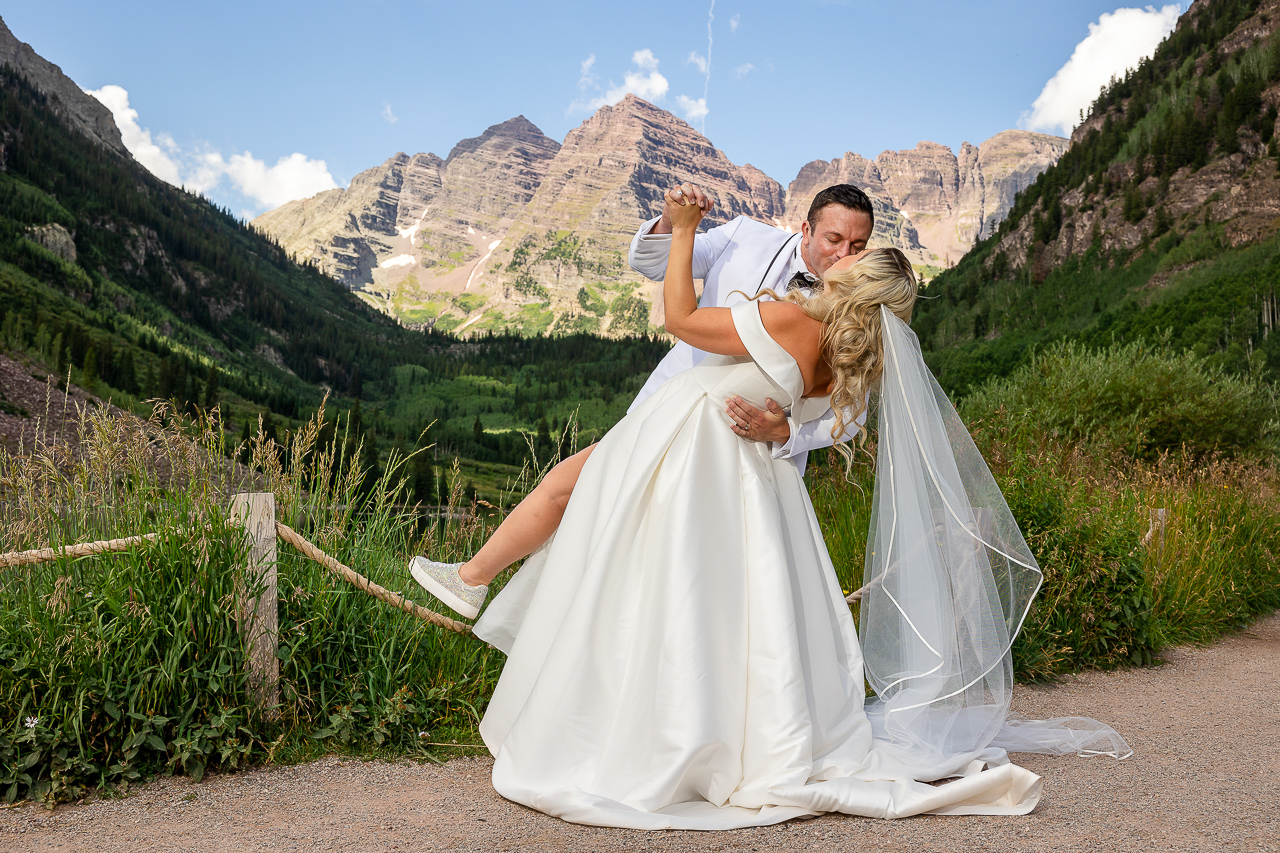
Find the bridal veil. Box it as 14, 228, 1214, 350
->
860, 306, 1131, 770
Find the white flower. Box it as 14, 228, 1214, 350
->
418, 730, 429, 738
24, 716, 39, 729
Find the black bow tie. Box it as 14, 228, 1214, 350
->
786, 271, 817, 292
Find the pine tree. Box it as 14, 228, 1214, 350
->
81, 345, 97, 385
158, 357, 175, 400
202, 364, 219, 410
239, 419, 252, 466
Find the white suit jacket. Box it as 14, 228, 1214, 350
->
627, 215, 861, 474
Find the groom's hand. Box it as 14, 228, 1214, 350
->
726, 396, 791, 444
652, 182, 715, 235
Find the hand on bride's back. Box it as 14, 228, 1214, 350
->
666, 183, 706, 231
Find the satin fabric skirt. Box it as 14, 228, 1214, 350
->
473, 363, 1042, 829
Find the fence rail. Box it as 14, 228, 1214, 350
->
0, 533, 163, 570
0, 493, 470, 709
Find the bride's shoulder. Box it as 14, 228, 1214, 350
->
758, 300, 820, 342
757, 300, 812, 325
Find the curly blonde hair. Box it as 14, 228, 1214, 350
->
753, 248, 918, 465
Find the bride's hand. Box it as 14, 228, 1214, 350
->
666, 183, 706, 232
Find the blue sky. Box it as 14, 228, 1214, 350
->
4, 1, 1185, 218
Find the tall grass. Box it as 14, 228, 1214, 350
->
807, 426, 1280, 683
0, 398, 542, 806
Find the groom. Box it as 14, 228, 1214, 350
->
628, 181, 874, 470
411, 181, 876, 607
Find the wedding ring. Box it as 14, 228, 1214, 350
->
673, 188, 684, 197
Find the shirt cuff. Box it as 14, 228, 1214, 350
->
636, 216, 669, 241
769, 417, 801, 459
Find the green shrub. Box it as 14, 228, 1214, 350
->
999, 455, 1158, 679
961, 339, 1278, 460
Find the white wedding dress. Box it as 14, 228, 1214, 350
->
472, 301, 1043, 829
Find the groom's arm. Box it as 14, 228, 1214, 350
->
771, 407, 868, 459
629, 215, 741, 283
727, 397, 868, 457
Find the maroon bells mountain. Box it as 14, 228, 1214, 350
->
253, 95, 1067, 335
254, 116, 560, 308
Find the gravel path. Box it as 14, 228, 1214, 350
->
4, 612, 1278, 853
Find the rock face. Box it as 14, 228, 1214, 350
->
785, 153, 929, 262
255, 152, 445, 286
25, 223, 76, 263
484, 95, 787, 327
992, 0, 1280, 274
254, 117, 560, 304
0, 15, 127, 157
440, 116, 561, 227
501, 95, 783, 252
784, 131, 1068, 267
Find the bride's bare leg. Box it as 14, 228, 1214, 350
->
458, 443, 597, 587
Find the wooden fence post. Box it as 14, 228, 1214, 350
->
231, 493, 278, 713
1143, 507, 1168, 551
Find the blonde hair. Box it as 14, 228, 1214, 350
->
753, 247, 918, 466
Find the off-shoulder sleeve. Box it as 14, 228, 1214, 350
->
729, 301, 804, 406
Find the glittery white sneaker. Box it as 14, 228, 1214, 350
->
409, 556, 488, 619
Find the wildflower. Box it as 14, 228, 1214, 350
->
24, 716, 39, 729
418, 730, 429, 738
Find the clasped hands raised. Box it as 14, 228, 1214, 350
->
664, 181, 712, 231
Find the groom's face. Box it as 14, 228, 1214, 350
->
800, 205, 873, 278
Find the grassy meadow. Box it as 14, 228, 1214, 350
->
3, 338, 1280, 806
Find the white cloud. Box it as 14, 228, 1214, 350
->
84, 84, 181, 185
382, 103, 398, 124
1020, 4, 1183, 136
633, 47, 659, 71
734, 62, 754, 78
578, 54, 597, 89
215, 151, 339, 210
676, 95, 708, 124
687, 51, 709, 75
570, 48, 670, 112
730, 13, 740, 32
85, 83, 339, 213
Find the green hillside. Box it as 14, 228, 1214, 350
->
916, 0, 1280, 395
0, 65, 668, 495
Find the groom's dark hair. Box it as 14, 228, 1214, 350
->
807, 184, 875, 233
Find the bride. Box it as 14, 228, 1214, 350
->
411, 188, 1127, 829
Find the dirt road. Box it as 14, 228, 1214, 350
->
4, 612, 1278, 853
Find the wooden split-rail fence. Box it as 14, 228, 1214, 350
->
0, 493, 470, 712
0, 495, 1173, 711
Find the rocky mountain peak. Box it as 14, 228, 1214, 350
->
255, 116, 561, 295
0, 15, 127, 157
445, 115, 558, 166
502, 96, 779, 257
